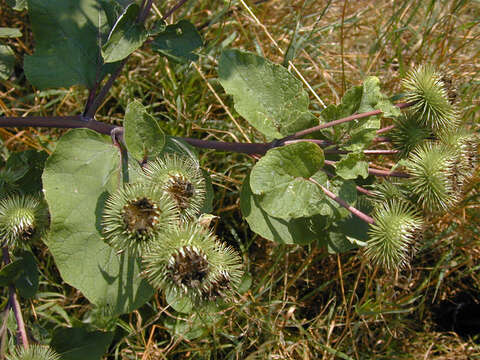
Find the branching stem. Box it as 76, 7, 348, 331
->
0, 103, 413, 156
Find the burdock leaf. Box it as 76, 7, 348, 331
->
240, 174, 329, 245
151, 20, 202, 63
24, 0, 113, 89
102, 3, 148, 63
43, 129, 153, 315
335, 152, 369, 179
124, 100, 165, 160
218, 49, 317, 140
249, 142, 325, 220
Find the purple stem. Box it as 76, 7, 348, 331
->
322, 168, 374, 196
309, 178, 375, 224
85, 58, 128, 119
85, 0, 155, 119
324, 159, 409, 178
161, 0, 189, 21
279, 102, 413, 143
0, 116, 117, 135
2, 247, 28, 349
283, 139, 333, 147
367, 167, 410, 178
180, 137, 269, 154
83, 86, 98, 116
376, 124, 396, 134
373, 136, 391, 143
139, 0, 154, 23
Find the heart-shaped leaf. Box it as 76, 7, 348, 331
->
218, 49, 317, 140
43, 129, 153, 315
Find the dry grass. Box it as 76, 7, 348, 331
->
1, 0, 480, 359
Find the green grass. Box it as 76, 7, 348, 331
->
1, 0, 480, 358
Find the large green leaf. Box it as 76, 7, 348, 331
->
0, 45, 15, 80
102, 3, 148, 63
249, 142, 326, 220
124, 100, 165, 161
240, 174, 328, 245
151, 20, 203, 63
24, 0, 113, 89
218, 49, 317, 140
50, 327, 113, 360
42, 129, 153, 315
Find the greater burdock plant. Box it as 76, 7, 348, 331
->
0, 0, 477, 357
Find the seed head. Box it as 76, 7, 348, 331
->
405, 142, 458, 212
101, 183, 179, 255
402, 65, 458, 131
7, 345, 60, 360
0, 194, 49, 248
143, 154, 206, 220
142, 223, 242, 304
390, 113, 432, 158
365, 201, 423, 270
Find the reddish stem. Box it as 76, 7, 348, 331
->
322, 168, 374, 196
2, 247, 28, 349
376, 124, 396, 134
180, 137, 269, 155
309, 178, 375, 224
324, 159, 409, 178
279, 102, 413, 142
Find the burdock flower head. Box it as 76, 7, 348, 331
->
405, 142, 458, 212
142, 223, 242, 304
7, 345, 60, 360
365, 201, 423, 270
402, 65, 457, 131
440, 129, 479, 187
142, 154, 206, 220
390, 113, 432, 158
101, 183, 179, 255
0, 193, 49, 248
